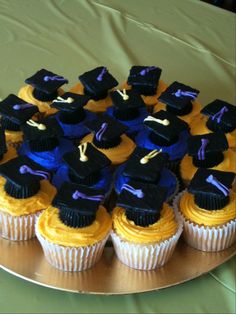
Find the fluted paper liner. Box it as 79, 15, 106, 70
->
173, 191, 236, 252
0, 210, 42, 241
111, 218, 183, 270
35, 220, 110, 272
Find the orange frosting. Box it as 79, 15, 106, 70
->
18, 85, 64, 116
5, 129, 23, 145
112, 204, 178, 244
122, 80, 167, 107
153, 100, 202, 125
80, 133, 136, 165
179, 191, 236, 227
180, 150, 236, 185
190, 114, 236, 149
37, 205, 112, 247
69, 83, 113, 113
0, 176, 56, 216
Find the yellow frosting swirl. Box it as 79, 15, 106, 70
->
37, 205, 112, 247
122, 80, 167, 106
0, 176, 56, 216
180, 150, 236, 185
0, 146, 17, 165
179, 191, 236, 227
18, 85, 63, 116
80, 133, 136, 165
69, 83, 113, 113
112, 204, 178, 244
153, 100, 201, 125
190, 114, 236, 149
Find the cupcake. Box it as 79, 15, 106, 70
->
135, 110, 189, 171
0, 156, 56, 241
81, 115, 136, 165
52, 142, 113, 199
36, 182, 112, 271
153, 81, 201, 125
123, 66, 167, 112
180, 132, 236, 187
114, 147, 179, 203
174, 168, 236, 252
106, 88, 148, 139
190, 99, 236, 149
111, 181, 182, 270
18, 116, 74, 172
0, 127, 17, 165
70, 66, 118, 114
18, 69, 68, 116
0, 94, 39, 148
50, 92, 96, 141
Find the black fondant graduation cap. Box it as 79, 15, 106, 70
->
21, 117, 64, 152
51, 92, 90, 112
79, 66, 118, 99
110, 89, 145, 111
85, 115, 128, 148
51, 92, 90, 124
110, 88, 146, 120
0, 156, 51, 199
127, 66, 162, 95
158, 81, 199, 116
63, 142, 111, 184
123, 147, 169, 183
188, 168, 235, 210
25, 69, 68, 101
0, 94, 39, 131
0, 127, 7, 160
187, 132, 228, 168
144, 110, 189, 144
117, 180, 167, 226
201, 99, 236, 133
52, 182, 104, 228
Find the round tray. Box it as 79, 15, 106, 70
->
0, 237, 235, 294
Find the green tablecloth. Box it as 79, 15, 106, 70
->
0, 0, 235, 313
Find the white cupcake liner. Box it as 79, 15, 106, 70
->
173, 191, 236, 252
35, 221, 110, 272
0, 210, 42, 241
110, 218, 183, 270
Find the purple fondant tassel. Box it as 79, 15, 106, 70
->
206, 175, 229, 196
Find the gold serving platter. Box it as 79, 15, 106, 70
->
0, 237, 235, 294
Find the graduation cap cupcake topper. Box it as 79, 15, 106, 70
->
201, 99, 236, 133
0, 156, 51, 199
127, 66, 162, 95
0, 94, 39, 131
158, 81, 199, 116
117, 180, 167, 226
144, 110, 189, 146
187, 132, 228, 168
79, 66, 118, 100
110, 89, 146, 120
51, 92, 90, 124
63, 142, 111, 185
52, 182, 104, 228
21, 117, 64, 152
85, 115, 128, 149
123, 147, 168, 183
25, 69, 68, 102
188, 168, 235, 210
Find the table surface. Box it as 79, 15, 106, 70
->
0, 0, 235, 313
